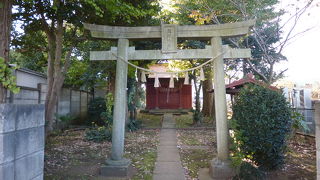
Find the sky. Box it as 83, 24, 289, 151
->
277, 0, 320, 85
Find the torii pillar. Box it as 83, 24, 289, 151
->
84, 20, 255, 179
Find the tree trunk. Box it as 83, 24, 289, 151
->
192, 71, 202, 125
202, 69, 214, 117
0, 0, 12, 103
45, 20, 72, 133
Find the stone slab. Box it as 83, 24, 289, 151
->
156, 149, 181, 162
157, 147, 179, 154
154, 162, 184, 174
153, 174, 185, 180
160, 129, 176, 135
159, 136, 177, 142
100, 164, 135, 178
159, 140, 177, 146
157, 145, 179, 152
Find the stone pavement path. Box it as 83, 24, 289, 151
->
153, 113, 185, 180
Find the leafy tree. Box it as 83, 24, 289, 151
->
12, 0, 160, 132
168, 0, 315, 84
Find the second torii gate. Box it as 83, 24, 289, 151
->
84, 20, 255, 179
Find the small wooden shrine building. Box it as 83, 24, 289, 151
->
145, 64, 192, 110
209, 74, 278, 105
209, 73, 278, 95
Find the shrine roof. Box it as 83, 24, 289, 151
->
147, 64, 178, 79
209, 73, 278, 94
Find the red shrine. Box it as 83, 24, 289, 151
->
145, 64, 192, 110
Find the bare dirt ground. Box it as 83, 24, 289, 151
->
44, 129, 160, 180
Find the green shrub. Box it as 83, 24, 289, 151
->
233, 162, 266, 180
231, 85, 292, 170
101, 93, 114, 126
55, 114, 75, 130
88, 97, 106, 126
127, 118, 142, 132
291, 111, 309, 134
84, 125, 112, 142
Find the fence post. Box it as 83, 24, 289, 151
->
315, 101, 320, 180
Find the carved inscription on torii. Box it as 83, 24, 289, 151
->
161, 24, 177, 53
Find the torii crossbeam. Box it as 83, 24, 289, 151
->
84, 20, 255, 179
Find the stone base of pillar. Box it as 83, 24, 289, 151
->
100, 158, 135, 178
209, 158, 236, 180
198, 158, 236, 180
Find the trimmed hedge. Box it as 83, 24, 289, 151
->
232, 84, 292, 170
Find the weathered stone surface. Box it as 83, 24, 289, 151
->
110, 38, 129, 161
32, 173, 44, 180
153, 174, 185, 180
212, 37, 229, 161
16, 104, 45, 130
209, 158, 236, 180
0, 104, 17, 133
0, 104, 45, 180
15, 126, 45, 159
100, 163, 134, 178
161, 24, 178, 53
84, 20, 255, 39
0, 133, 15, 164
154, 162, 184, 174
15, 151, 44, 180
0, 162, 14, 180
90, 45, 251, 61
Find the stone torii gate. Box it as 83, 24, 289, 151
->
84, 20, 254, 179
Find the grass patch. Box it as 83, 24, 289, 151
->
175, 113, 193, 128
175, 113, 214, 128
180, 149, 215, 178
128, 151, 157, 180
137, 113, 162, 128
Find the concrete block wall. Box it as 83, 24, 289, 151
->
12, 88, 39, 104
8, 82, 93, 126
0, 104, 45, 180
58, 88, 71, 116
80, 91, 88, 119
71, 90, 80, 116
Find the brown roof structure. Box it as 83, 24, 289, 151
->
209, 73, 279, 95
